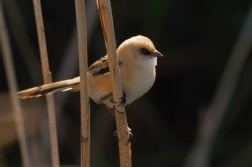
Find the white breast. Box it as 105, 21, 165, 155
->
121, 65, 156, 105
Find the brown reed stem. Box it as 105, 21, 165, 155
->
97, 0, 132, 166
74, 0, 90, 166
32, 0, 60, 166
0, 1, 31, 167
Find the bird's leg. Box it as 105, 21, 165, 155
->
110, 92, 126, 113
114, 127, 133, 145
109, 92, 132, 144
119, 92, 126, 107
106, 107, 133, 144
110, 101, 121, 114
110, 97, 117, 104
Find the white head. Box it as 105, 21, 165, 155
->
117, 35, 163, 67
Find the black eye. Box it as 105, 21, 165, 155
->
139, 48, 151, 55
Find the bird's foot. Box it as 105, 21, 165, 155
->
114, 127, 133, 145
110, 92, 126, 113
110, 92, 126, 107
119, 92, 126, 107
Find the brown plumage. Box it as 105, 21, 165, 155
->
17, 35, 163, 107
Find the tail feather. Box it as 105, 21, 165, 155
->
17, 77, 80, 99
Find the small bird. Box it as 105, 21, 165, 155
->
17, 35, 163, 109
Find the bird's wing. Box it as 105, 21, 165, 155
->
88, 56, 122, 76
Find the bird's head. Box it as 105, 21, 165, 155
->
117, 35, 163, 67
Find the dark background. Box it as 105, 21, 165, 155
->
1, 0, 252, 166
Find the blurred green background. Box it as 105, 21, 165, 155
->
0, 0, 252, 166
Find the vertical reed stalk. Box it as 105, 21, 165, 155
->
97, 0, 132, 166
74, 0, 90, 166
32, 0, 59, 166
0, 1, 31, 167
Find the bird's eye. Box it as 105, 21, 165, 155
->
139, 48, 151, 55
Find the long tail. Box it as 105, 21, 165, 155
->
17, 77, 80, 99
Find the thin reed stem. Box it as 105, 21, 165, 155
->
2, 0, 42, 85
0, 1, 31, 167
74, 0, 90, 166
55, 0, 98, 109
32, 0, 60, 166
97, 0, 132, 166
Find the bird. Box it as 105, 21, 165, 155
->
17, 35, 163, 109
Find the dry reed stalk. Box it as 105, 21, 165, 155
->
32, 0, 60, 166
55, 0, 98, 109
0, 1, 31, 167
74, 0, 90, 166
97, 0, 132, 166
2, 0, 42, 85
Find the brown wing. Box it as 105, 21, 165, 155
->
88, 56, 108, 70
88, 56, 122, 76
88, 56, 110, 76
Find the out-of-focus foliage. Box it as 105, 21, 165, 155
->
0, 0, 252, 166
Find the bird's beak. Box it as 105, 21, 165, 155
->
151, 50, 163, 57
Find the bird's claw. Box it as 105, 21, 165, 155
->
111, 105, 124, 114
119, 92, 126, 107
113, 127, 133, 145
110, 97, 117, 104
110, 92, 126, 113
